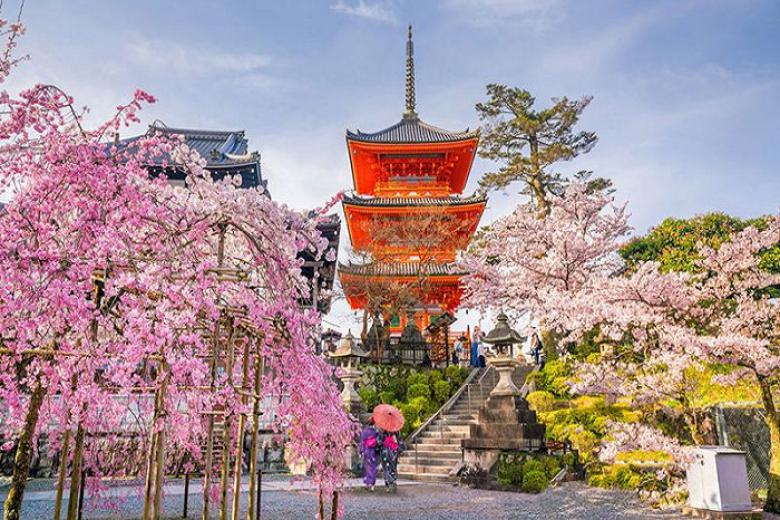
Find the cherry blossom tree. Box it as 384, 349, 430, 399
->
0, 15, 354, 520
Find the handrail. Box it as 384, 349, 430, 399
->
405, 366, 482, 445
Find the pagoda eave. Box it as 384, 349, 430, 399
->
346, 138, 478, 196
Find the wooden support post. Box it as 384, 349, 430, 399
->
330, 491, 339, 520
204, 225, 227, 520
3, 381, 46, 520
246, 349, 264, 520
53, 428, 71, 520
65, 421, 85, 520
318, 490, 324, 520
183, 472, 190, 519
141, 427, 159, 520
231, 338, 252, 520
255, 469, 262, 520
76, 468, 86, 520
219, 320, 236, 520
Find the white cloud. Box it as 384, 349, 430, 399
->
445, 0, 562, 27
330, 0, 398, 24
125, 36, 271, 77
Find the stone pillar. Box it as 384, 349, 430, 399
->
338, 366, 364, 414
489, 356, 520, 397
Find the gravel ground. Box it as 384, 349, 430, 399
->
1, 477, 692, 520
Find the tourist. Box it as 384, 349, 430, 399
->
453, 336, 465, 365
378, 428, 404, 492
477, 337, 487, 368
470, 327, 481, 368
359, 418, 380, 491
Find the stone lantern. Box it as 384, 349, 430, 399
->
328, 330, 369, 413
482, 312, 525, 397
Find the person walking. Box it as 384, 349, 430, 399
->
378, 429, 403, 492
358, 418, 380, 490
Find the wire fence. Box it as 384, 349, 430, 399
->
713, 405, 770, 491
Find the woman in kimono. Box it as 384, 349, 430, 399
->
358, 418, 380, 490
378, 429, 403, 492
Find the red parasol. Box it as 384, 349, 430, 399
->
372, 404, 405, 432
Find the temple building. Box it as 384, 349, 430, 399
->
339, 26, 486, 335
121, 122, 339, 313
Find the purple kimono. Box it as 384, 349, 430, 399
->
359, 425, 380, 486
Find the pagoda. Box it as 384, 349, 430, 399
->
339, 26, 486, 334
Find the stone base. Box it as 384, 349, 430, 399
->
681, 506, 763, 519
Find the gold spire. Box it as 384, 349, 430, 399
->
404, 24, 417, 119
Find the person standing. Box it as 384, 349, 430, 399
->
477, 337, 487, 368
358, 418, 380, 490
378, 429, 403, 492
470, 327, 481, 368
453, 336, 465, 366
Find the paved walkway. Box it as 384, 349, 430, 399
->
0, 476, 695, 519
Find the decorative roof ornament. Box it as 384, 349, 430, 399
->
404, 24, 417, 120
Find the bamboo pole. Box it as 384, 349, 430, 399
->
219, 319, 236, 520
246, 345, 264, 520
230, 338, 252, 520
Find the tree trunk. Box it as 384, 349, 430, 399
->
52, 428, 71, 520
3, 381, 46, 520
528, 137, 549, 217
65, 420, 85, 520
757, 376, 780, 513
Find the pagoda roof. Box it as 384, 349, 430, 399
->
338, 261, 466, 278
346, 115, 479, 145
343, 193, 486, 208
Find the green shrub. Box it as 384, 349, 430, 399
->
522, 458, 545, 476
378, 390, 396, 404
587, 464, 644, 490
406, 372, 427, 387
562, 452, 576, 469
526, 390, 556, 412
358, 388, 379, 409
432, 380, 451, 406
521, 470, 548, 493
407, 383, 430, 400
543, 456, 562, 479
445, 365, 468, 386
428, 369, 443, 385
496, 453, 524, 486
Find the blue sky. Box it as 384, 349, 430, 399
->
8, 0, 780, 330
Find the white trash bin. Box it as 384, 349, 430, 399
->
686, 446, 752, 512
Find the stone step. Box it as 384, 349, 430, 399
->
417, 433, 466, 442
400, 450, 461, 460
408, 443, 463, 453
398, 472, 452, 483
398, 462, 454, 474
397, 455, 459, 466
431, 418, 475, 426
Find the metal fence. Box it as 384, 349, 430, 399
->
713, 405, 770, 491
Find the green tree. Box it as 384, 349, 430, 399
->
620, 212, 780, 276
475, 84, 599, 215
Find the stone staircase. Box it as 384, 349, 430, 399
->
398, 364, 531, 482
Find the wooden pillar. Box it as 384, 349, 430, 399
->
52, 428, 71, 520
231, 337, 251, 520
65, 421, 85, 520
3, 382, 46, 520
219, 319, 236, 520
246, 345, 264, 520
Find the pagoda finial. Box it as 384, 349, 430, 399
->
404, 24, 417, 119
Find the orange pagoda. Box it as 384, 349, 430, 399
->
339, 26, 487, 335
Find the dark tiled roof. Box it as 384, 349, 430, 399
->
338, 261, 466, 277
119, 122, 267, 191
347, 115, 479, 144
343, 193, 486, 208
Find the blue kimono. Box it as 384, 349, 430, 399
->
470, 339, 480, 367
